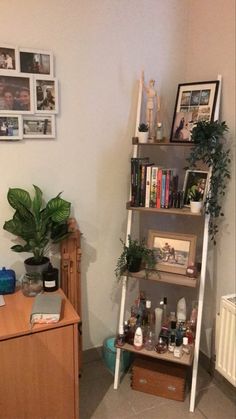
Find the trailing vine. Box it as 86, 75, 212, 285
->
186, 120, 231, 244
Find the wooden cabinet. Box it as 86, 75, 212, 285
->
114, 139, 210, 413
0, 289, 80, 419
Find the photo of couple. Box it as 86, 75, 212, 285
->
0, 77, 31, 111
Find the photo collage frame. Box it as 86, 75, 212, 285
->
0, 44, 57, 141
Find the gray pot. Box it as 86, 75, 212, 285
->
24, 257, 50, 274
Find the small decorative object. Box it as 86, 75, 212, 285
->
21, 272, 43, 297
115, 235, 155, 280
142, 75, 160, 139
148, 230, 196, 275
0, 267, 16, 294
177, 297, 187, 323
185, 120, 231, 243
170, 80, 220, 143
186, 263, 197, 278
155, 337, 167, 354
3, 185, 71, 273
138, 123, 149, 143
156, 122, 163, 141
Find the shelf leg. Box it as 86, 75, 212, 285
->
190, 215, 209, 412
114, 276, 127, 389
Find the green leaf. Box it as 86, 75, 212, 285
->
45, 197, 71, 222
32, 185, 43, 217
7, 188, 31, 210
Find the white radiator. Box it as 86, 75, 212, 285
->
216, 294, 236, 386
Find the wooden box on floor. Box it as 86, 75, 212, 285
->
131, 357, 187, 401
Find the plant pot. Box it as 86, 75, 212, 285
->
24, 256, 50, 274
190, 201, 203, 214
138, 132, 149, 144
127, 256, 142, 273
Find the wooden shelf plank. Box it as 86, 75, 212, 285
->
126, 202, 203, 217
132, 137, 194, 147
116, 342, 194, 367
127, 270, 198, 288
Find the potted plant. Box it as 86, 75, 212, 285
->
3, 185, 71, 272
138, 123, 149, 143
188, 189, 203, 214
115, 235, 155, 280
186, 120, 231, 243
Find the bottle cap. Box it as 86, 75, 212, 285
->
146, 300, 151, 309
183, 337, 188, 345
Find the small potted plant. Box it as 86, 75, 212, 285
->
188, 189, 203, 214
138, 123, 149, 143
115, 235, 155, 280
3, 185, 71, 273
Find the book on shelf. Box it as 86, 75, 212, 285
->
131, 157, 149, 207
140, 163, 153, 207
30, 293, 62, 326
145, 165, 152, 207
156, 168, 162, 209
150, 166, 159, 207
161, 169, 167, 208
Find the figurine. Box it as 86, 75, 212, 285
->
142, 75, 160, 139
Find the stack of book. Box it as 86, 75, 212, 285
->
130, 158, 182, 209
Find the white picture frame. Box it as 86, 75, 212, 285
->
0, 44, 19, 73
19, 48, 53, 76
34, 76, 58, 114
0, 114, 23, 140
0, 72, 34, 114
23, 115, 55, 139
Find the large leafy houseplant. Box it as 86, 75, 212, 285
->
115, 235, 155, 280
3, 185, 71, 265
186, 120, 231, 243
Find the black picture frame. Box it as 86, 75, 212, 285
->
170, 80, 219, 143
183, 170, 210, 206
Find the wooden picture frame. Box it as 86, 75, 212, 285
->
170, 80, 219, 143
148, 229, 197, 275
23, 115, 55, 139
0, 115, 22, 140
0, 72, 34, 114
34, 76, 58, 114
19, 48, 53, 76
183, 170, 210, 206
0, 45, 18, 73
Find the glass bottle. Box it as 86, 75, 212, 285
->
168, 333, 176, 353
116, 324, 125, 346
144, 328, 155, 351
156, 122, 163, 141
155, 337, 167, 354
174, 337, 183, 358
182, 336, 190, 355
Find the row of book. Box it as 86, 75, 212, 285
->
130, 157, 183, 209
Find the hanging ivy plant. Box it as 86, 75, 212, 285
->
185, 120, 231, 244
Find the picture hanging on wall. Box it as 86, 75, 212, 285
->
183, 170, 210, 206
170, 80, 219, 143
23, 115, 55, 139
0, 45, 18, 73
35, 76, 58, 114
19, 48, 53, 76
0, 115, 22, 140
0, 73, 34, 113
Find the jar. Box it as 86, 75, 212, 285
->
21, 272, 43, 297
42, 264, 58, 292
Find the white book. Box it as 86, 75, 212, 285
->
145, 165, 152, 207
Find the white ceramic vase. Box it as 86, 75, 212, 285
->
138, 131, 149, 144
190, 201, 203, 214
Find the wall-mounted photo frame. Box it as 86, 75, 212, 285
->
0, 73, 34, 113
148, 229, 197, 275
183, 170, 210, 206
170, 80, 219, 143
19, 48, 53, 76
23, 115, 55, 139
0, 45, 18, 73
0, 115, 22, 140
34, 76, 58, 114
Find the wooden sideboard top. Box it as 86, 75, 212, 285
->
0, 288, 80, 341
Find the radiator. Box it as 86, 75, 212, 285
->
216, 294, 236, 386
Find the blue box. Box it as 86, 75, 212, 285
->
0, 267, 16, 294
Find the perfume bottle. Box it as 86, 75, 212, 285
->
182, 336, 190, 355
156, 122, 163, 141
134, 326, 143, 350
174, 337, 183, 358
144, 328, 155, 351
168, 333, 176, 353
155, 337, 167, 354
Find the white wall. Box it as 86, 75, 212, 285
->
0, 0, 189, 349
0, 0, 234, 356
185, 0, 236, 356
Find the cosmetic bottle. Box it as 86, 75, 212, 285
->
133, 326, 143, 350
43, 263, 58, 292
155, 337, 167, 354
144, 328, 155, 351
174, 337, 183, 358
168, 333, 176, 353
182, 336, 190, 355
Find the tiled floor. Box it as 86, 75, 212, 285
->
79, 354, 236, 419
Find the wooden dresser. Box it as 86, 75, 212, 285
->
0, 289, 80, 419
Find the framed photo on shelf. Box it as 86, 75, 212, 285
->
0, 45, 18, 73
148, 230, 197, 275
0, 115, 22, 140
19, 48, 53, 76
0, 73, 34, 113
170, 80, 219, 143
23, 115, 55, 139
183, 170, 210, 206
34, 76, 58, 114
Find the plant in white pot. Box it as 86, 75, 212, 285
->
3, 185, 71, 273
188, 189, 203, 214
138, 123, 149, 143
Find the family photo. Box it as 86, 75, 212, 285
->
0, 115, 22, 140
0, 75, 33, 112
0, 46, 16, 71
35, 78, 57, 112
20, 49, 52, 75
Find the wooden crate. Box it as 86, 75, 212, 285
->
131, 357, 187, 401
